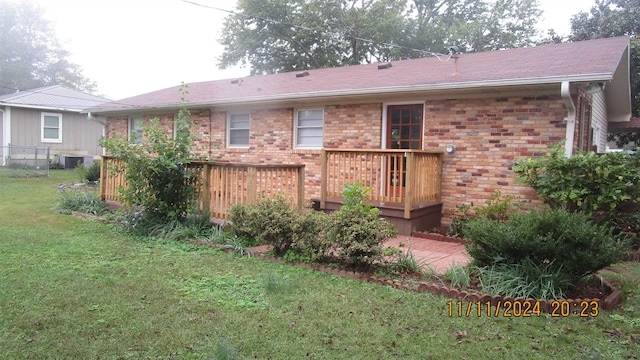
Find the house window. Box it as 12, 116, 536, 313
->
577, 97, 592, 152
227, 113, 250, 147
295, 109, 324, 148
174, 114, 190, 139
41, 112, 62, 143
129, 116, 143, 144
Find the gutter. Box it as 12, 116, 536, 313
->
0, 103, 86, 113
561, 81, 576, 157
90, 73, 615, 114
86, 112, 106, 126
1, 107, 9, 166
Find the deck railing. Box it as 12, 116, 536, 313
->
101, 156, 305, 219
320, 149, 443, 219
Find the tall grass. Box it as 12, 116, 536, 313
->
56, 188, 108, 215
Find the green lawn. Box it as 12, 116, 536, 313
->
1, 171, 640, 359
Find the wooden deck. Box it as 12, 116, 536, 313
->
322, 197, 443, 236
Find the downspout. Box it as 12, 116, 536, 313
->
86, 112, 107, 156
2, 107, 11, 165
0, 108, 4, 166
561, 81, 576, 157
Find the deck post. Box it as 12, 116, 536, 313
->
100, 156, 108, 201
403, 151, 414, 219
200, 162, 211, 215
320, 150, 327, 209
297, 166, 305, 210
436, 153, 443, 202
247, 166, 258, 204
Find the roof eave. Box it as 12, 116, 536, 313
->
0, 102, 86, 113
91, 73, 616, 114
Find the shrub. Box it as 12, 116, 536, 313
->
228, 195, 296, 256
291, 209, 332, 261
447, 191, 521, 237
465, 208, 622, 285
447, 203, 474, 237
513, 143, 640, 218
474, 190, 521, 221
228, 182, 398, 268
326, 182, 398, 268
99, 85, 200, 227
85, 162, 101, 182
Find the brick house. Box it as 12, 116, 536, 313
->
92, 36, 632, 232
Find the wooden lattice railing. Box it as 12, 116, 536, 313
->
101, 156, 305, 219
320, 149, 443, 219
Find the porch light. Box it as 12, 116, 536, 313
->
445, 143, 456, 156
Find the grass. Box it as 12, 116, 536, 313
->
1, 171, 640, 358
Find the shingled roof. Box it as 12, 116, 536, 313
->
0, 85, 110, 112
91, 36, 631, 118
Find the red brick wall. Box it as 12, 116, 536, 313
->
104, 95, 568, 224
105, 114, 175, 142
106, 116, 128, 139
106, 105, 383, 202
424, 96, 567, 222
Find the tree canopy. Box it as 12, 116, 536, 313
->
0, 0, 96, 95
218, 0, 543, 75
568, 0, 639, 148
570, 0, 639, 117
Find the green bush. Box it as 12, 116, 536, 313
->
291, 210, 332, 262
474, 190, 521, 221
228, 196, 296, 256
513, 143, 640, 217
326, 182, 398, 268
99, 85, 200, 226
327, 204, 397, 267
85, 162, 101, 182
228, 182, 398, 269
465, 209, 623, 285
447, 191, 521, 237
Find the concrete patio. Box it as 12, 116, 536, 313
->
384, 235, 471, 274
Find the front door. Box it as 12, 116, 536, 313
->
386, 105, 423, 196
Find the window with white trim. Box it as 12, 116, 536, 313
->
294, 109, 324, 148
41, 112, 62, 143
227, 113, 250, 147
129, 116, 143, 144
173, 113, 190, 139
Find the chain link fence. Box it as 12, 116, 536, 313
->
0, 144, 50, 177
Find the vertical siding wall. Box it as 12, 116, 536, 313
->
10, 107, 104, 156
105, 95, 568, 224
591, 92, 608, 152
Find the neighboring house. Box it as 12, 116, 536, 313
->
91, 36, 632, 231
0, 85, 110, 167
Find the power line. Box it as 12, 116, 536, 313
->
179, 0, 453, 61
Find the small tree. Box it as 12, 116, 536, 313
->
100, 85, 200, 226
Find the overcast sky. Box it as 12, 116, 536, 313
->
38, 0, 596, 100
